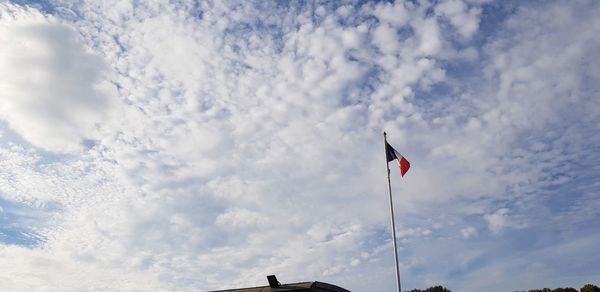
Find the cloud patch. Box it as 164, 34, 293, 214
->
0, 3, 116, 153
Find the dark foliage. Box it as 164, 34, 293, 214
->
412, 283, 598, 292
409, 285, 451, 292
553, 288, 577, 292
524, 284, 599, 292
581, 284, 600, 292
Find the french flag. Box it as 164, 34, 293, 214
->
386, 142, 410, 177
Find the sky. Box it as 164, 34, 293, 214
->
0, 0, 599, 291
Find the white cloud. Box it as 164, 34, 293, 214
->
435, 0, 481, 39
215, 208, 267, 229
0, 3, 117, 153
373, 23, 400, 54
372, 1, 410, 28
413, 17, 443, 56
460, 226, 477, 239
483, 208, 525, 234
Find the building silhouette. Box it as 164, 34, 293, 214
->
214, 275, 350, 292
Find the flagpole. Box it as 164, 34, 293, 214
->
384, 132, 402, 292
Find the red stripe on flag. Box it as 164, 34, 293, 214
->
399, 157, 410, 177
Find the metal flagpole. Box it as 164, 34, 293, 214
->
384, 132, 402, 292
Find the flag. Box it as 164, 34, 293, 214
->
386, 142, 410, 177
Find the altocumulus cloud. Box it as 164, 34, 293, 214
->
0, 1, 599, 291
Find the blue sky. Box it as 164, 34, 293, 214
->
0, 0, 599, 291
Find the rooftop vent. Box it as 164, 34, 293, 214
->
267, 275, 281, 288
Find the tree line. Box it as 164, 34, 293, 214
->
407, 283, 600, 292
523, 284, 600, 292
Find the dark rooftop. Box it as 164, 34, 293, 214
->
213, 276, 350, 292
